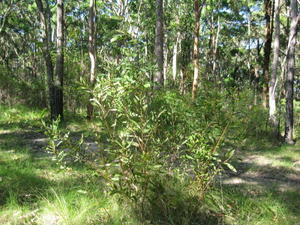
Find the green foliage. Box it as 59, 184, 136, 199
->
87, 74, 235, 223
42, 117, 87, 167
225, 87, 282, 150
42, 117, 66, 156
1, 0, 299, 223
0, 65, 46, 107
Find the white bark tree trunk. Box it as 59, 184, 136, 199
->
269, 0, 280, 137
172, 32, 181, 81
87, 0, 96, 119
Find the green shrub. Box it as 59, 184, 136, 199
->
88, 74, 235, 223
42, 117, 87, 167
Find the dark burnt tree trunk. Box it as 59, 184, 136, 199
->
53, 0, 64, 120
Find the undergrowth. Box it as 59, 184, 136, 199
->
1, 82, 299, 224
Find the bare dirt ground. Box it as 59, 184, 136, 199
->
221, 151, 300, 192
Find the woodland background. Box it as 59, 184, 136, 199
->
0, 0, 300, 224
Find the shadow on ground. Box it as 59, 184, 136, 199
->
218, 145, 300, 224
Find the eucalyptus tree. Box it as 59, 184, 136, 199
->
35, 0, 55, 112
171, 16, 181, 82
154, 0, 164, 88
262, 0, 274, 108
269, 0, 280, 137
87, 0, 96, 120
192, 0, 206, 100
285, 0, 299, 144
53, 0, 64, 120
35, 0, 64, 119
206, 0, 221, 78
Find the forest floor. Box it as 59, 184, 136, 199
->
215, 141, 300, 224
223, 147, 300, 191
1, 105, 300, 224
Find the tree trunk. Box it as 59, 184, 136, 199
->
180, 68, 185, 94
262, 0, 274, 108
35, 0, 55, 118
269, 0, 280, 137
253, 39, 262, 105
53, 0, 64, 120
212, 14, 220, 77
87, 0, 96, 120
285, 0, 298, 144
154, 0, 164, 88
172, 31, 181, 81
247, 5, 252, 74
192, 0, 205, 100
163, 33, 168, 85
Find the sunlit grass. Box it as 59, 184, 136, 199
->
218, 125, 300, 224
1, 104, 300, 224
37, 188, 105, 225
0, 105, 149, 225
0, 108, 107, 224
257, 144, 300, 169
207, 185, 300, 225
0, 104, 46, 124
0, 145, 109, 225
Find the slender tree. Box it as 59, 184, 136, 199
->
262, 0, 274, 108
192, 0, 206, 100
172, 31, 181, 81
87, 0, 96, 120
269, 0, 280, 137
35, 0, 55, 118
163, 32, 168, 85
285, 0, 299, 144
53, 0, 64, 119
154, 0, 164, 88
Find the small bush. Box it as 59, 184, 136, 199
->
42, 117, 87, 167
88, 74, 235, 223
